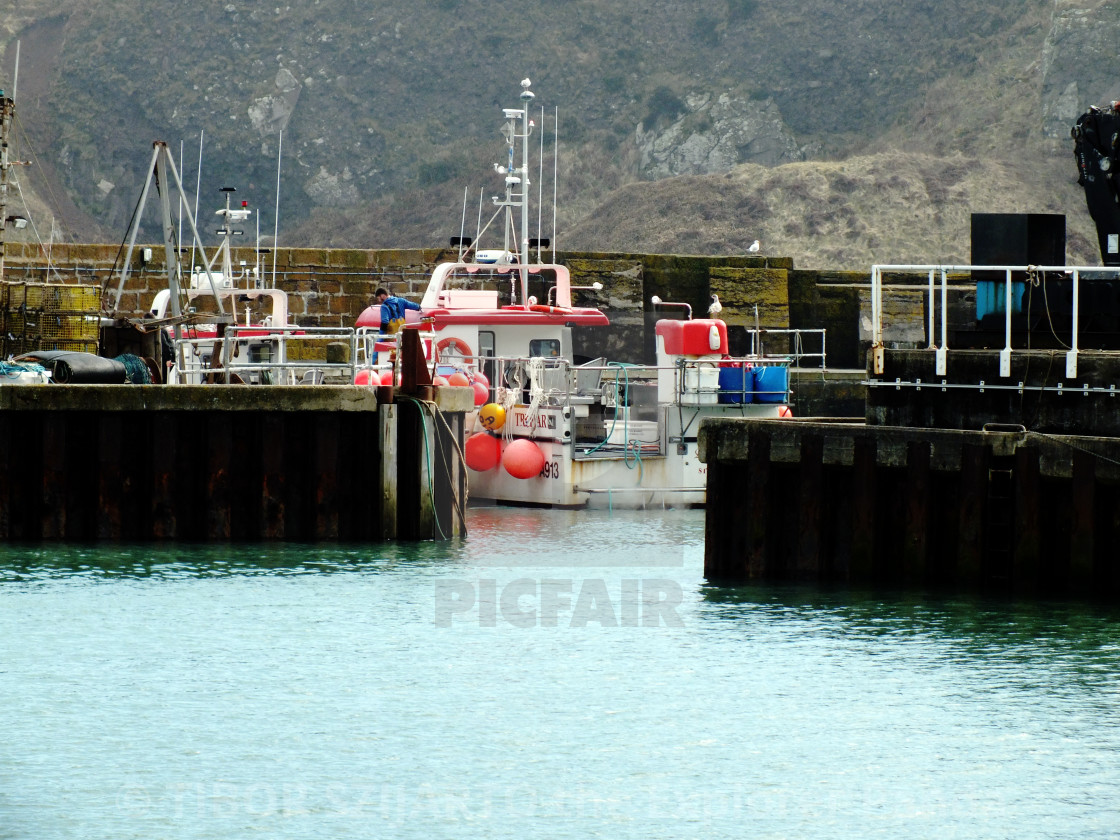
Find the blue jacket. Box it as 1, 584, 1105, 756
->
380, 296, 422, 334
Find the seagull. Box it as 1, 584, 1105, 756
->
748, 239, 760, 253
708, 294, 723, 317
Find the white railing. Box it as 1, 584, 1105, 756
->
468, 356, 790, 410
353, 324, 443, 386
870, 264, 1120, 379
170, 325, 359, 384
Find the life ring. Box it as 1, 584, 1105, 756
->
435, 336, 473, 362
529, 304, 572, 315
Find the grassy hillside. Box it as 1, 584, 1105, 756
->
0, 0, 1110, 269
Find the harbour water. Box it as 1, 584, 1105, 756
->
2, 508, 1120, 838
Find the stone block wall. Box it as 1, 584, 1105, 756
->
2, 242, 870, 367
2, 242, 441, 329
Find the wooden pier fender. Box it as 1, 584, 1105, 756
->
700, 418, 1120, 597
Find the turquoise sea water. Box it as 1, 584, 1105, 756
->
2, 508, 1120, 839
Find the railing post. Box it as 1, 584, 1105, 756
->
927, 268, 935, 349
1066, 268, 1080, 378
871, 266, 885, 375
999, 267, 1012, 377
936, 267, 948, 376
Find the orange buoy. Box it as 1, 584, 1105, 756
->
778, 405, 793, 418
502, 439, 546, 479
447, 371, 470, 387
433, 375, 449, 387
471, 381, 489, 405
464, 433, 502, 472
479, 403, 506, 430
470, 369, 490, 388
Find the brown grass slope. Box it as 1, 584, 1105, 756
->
564, 152, 1098, 270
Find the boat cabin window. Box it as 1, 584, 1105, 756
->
479, 331, 496, 391
529, 339, 560, 358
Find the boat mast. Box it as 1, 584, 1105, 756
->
519, 79, 533, 302
0, 90, 14, 284
495, 79, 535, 304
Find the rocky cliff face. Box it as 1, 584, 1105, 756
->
636, 92, 812, 179
1040, 2, 1120, 141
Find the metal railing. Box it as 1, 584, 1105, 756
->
461, 355, 791, 410
870, 263, 1120, 380
169, 325, 359, 384
745, 327, 826, 369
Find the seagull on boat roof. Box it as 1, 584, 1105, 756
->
708, 294, 723, 317
748, 239, 760, 253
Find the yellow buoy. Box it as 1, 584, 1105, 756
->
479, 402, 506, 431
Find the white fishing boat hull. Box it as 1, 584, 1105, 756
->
467, 401, 786, 509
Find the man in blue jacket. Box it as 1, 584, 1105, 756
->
375, 287, 422, 335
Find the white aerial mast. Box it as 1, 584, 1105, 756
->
519, 78, 533, 303
494, 78, 534, 304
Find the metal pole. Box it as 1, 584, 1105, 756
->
272, 129, 282, 285
519, 80, 534, 306
927, 269, 935, 349
1067, 269, 1080, 378
163, 144, 225, 311
0, 94, 12, 285
112, 143, 162, 313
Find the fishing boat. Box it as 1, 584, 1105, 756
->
369, 79, 793, 508
142, 185, 356, 385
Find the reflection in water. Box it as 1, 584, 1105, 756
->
701, 581, 1120, 700
0, 507, 704, 582
0, 541, 467, 583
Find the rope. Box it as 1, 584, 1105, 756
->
523, 356, 546, 435
397, 396, 446, 539
1038, 268, 1072, 350
0, 360, 47, 379
396, 396, 469, 537
497, 359, 524, 441
1026, 429, 1120, 470
583, 362, 642, 460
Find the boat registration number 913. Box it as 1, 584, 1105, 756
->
539, 460, 560, 480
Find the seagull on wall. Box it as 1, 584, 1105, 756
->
708, 294, 723, 317
748, 239, 760, 253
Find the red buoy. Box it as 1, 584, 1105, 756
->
471, 381, 489, 405
502, 439, 546, 479
470, 370, 490, 388
355, 369, 374, 385
464, 433, 501, 472
355, 305, 381, 329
